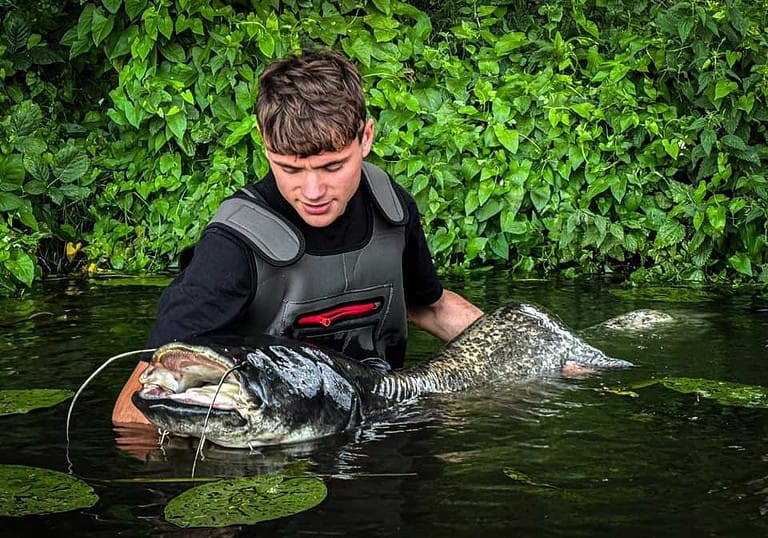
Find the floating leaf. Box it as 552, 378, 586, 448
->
657, 377, 768, 408
0, 389, 74, 416
0, 465, 98, 516
164, 475, 327, 528
503, 468, 557, 489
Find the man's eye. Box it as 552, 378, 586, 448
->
324, 164, 343, 172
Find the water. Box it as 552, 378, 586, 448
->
1, 273, 767, 536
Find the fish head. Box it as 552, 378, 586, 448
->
132, 340, 362, 448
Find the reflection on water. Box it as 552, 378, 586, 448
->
1, 274, 768, 537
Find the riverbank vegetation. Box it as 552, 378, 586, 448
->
1, 0, 766, 295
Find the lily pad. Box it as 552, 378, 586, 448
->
0, 389, 74, 416
0, 465, 98, 516
657, 377, 768, 408
164, 475, 327, 528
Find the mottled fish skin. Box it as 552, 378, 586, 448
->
134, 302, 634, 448
370, 303, 632, 403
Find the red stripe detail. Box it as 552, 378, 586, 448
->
296, 303, 378, 328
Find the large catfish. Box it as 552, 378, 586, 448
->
129, 302, 650, 448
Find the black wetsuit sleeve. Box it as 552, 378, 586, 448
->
146, 227, 254, 348
395, 184, 444, 307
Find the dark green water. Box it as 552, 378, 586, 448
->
1, 273, 767, 537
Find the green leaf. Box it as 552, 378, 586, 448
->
610, 175, 627, 202
0, 389, 74, 416
720, 134, 748, 152
224, 115, 257, 148
131, 34, 153, 60
714, 79, 738, 100
677, 17, 694, 42
662, 139, 680, 160
3, 11, 31, 53
493, 125, 519, 153
0, 465, 98, 516
700, 128, 716, 156
0, 192, 25, 211
572, 9, 599, 38
476, 198, 503, 222
4, 251, 36, 286
159, 42, 185, 63
158, 14, 174, 39
102, 0, 123, 14
737, 94, 755, 113
585, 176, 612, 202
464, 190, 479, 215
258, 33, 276, 58
372, 0, 393, 16
9, 101, 43, 137
654, 220, 686, 248
530, 185, 551, 213
0, 155, 26, 183
164, 475, 327, 527
487, 233, 508, 260
166, 111, 188, 140
728, 253, 752, 276
23, 154, 50, 183
494, 32, 527, 55
658, 377, 768, 408
52, 147, 89, 183
91, 8, 115, 46
125, 0, 147, 19
571, 102, 594, 119
705, 204, 725, 233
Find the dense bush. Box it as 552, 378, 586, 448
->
0, 0, 766, 296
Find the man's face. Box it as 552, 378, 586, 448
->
265, 120, 374, 228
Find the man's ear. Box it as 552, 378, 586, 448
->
361, 119, 375, 156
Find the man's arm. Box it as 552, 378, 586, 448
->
407, 289, 484, 342
112, 362, 151, 424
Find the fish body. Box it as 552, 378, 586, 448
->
132, 302, 633, 448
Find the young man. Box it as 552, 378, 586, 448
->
112, 49, 483, 424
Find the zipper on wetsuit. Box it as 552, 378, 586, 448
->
296, 302, 380, 328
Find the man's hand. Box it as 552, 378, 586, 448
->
112, 362, 152, 425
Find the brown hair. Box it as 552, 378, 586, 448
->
256, 49, 367, 157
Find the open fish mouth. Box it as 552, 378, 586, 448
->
133, 344, 254, 419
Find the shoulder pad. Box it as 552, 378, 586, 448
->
362, 162, 407, 225
209, 193, 304, 266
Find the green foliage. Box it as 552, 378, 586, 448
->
407, 0, 768, 282
1, 0, 768, 295
0, 1, 105, 294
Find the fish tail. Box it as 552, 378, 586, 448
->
580, 350, 634, 368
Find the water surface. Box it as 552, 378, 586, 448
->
1, 274, 767, 537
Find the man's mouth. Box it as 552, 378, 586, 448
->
301, 200, 332, 215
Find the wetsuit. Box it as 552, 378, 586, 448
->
147, 163, 443, 368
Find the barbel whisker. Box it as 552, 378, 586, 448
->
190, 362, 244, 479
65, 348, 156, 472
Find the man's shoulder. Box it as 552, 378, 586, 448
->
362, 162, 412, 226
208, 184, 304, 266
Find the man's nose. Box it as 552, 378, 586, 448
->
302, 171, 326, 199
